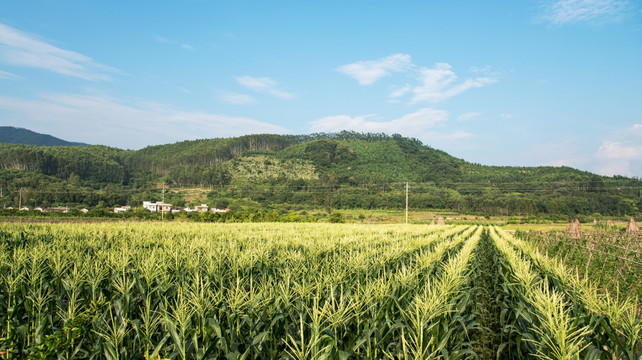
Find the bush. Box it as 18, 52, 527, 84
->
329, 212, 345, 223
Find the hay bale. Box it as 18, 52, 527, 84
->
626, 218, 639, 234
566, 219, 582, 237
437, 217, 445, 226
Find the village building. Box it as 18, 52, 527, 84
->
114, 205, 131, 213
195, 204, 209, 212
143, 201, 172, 213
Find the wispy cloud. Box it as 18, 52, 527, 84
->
457, 112, 482, 121
411, 63, 496, 104
0, 92, 287, 149
236, 76, 295, 99
309, 108, 448, 134
389, 85, 411, 99
528, 139, 589, 168
308, 108, 472, 144
537, 0, 632, 25
154, 34, 196, 51
336, 53, 412, 85
153, 34, 172, 44
0, 69, 20, 79
594, 124, 642, 176
0, 23, 120, 81
217, 91, 255, 105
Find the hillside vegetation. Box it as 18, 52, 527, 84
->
1, 131, 640, 217
0, 126, 87, 146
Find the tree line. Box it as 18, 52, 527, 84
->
1, 132, 640, 217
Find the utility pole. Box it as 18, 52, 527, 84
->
161, 183, 165, 221
405, 182, 409, 225
19, 188, 22, 209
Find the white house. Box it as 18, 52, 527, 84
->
143, 201, 172, 213
114, 205, 131, 213
143, 201, 157, 212
195, 204, 209, 212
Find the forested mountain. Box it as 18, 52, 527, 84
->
0, 126, 87, 146
1, 131, 640, 217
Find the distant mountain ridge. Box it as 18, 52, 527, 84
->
0, 126, 88, 146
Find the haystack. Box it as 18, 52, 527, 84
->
430, 219, 435, 225
566, 219, 582, 237
626, 218, 640, 234
606, 220, 615, 227
437, 217, 446, 226
592, 219, 597, 224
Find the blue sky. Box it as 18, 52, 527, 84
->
1, 0, 641, 177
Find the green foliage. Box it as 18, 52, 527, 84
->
0, 126, 87, 146
0, 223, 639, 358
328, 212, 345, 223
1, 132, 641, 217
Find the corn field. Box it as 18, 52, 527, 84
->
0, 222, 640, 359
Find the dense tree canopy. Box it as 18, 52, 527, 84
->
1, 132, 640, 217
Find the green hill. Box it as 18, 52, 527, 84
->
0, 131, 640, 217
0, 126, 88, 146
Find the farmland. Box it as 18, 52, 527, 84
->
0, 222, 640, 359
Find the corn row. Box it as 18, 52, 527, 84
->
0, 222, 474, 359
494, 227, 641, 359
490, 227, 591, 360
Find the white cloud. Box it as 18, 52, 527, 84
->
236, 76, 295, 99
500, 113, 516, 119
153, 35, 172, 44
336, 53, 412, 85
217, 91, 255, 105
537, 0, 632, 25
458, 112, 482, 121
237, 76, 275, 91
0, 92, 287, 149
595, 142, 642, 176
410, 63, 496, 104
594, 124, 642, 176
0, 69, 20, 79
389, 84, 411, 98
470, 65, 492, 74
0, 23, 120, 81
309, 108, 472, 145
337, 54, 496, 103
309, 108, 448, 135
529, 140, 589, 168
181, 43, 195, 51
426, 130, 474, 142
